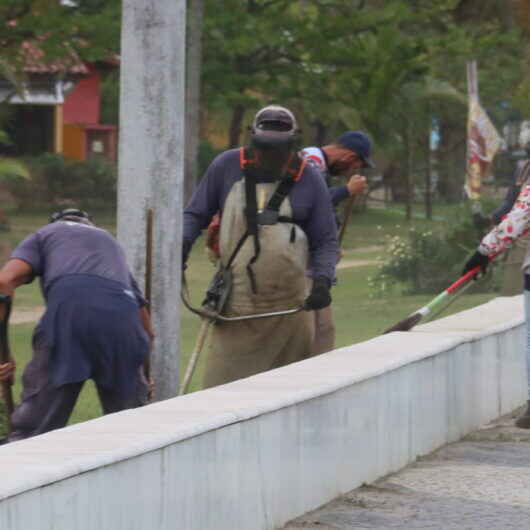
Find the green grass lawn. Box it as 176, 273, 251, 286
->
1, 206, 498, 430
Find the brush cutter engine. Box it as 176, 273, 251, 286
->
202, 266, 233, 314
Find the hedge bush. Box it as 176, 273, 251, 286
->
7, 154, 116, 211
369, 203, 501, 296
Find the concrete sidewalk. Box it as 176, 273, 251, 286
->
283, 408, 530, 530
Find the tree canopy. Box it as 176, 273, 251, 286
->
1, 0, 527, 206
0, 0, 121, 80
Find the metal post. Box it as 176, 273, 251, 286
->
118, 0, 186, 400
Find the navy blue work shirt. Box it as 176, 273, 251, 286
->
10, 221, 149, 394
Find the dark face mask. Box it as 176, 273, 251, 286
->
247, 142, 294, 182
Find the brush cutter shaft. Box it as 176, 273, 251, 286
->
179, 319, 211, 396
448, 265, 481, 292
426, 279, 475, 323
181, 273, 302, 322
382, 252, 500, 334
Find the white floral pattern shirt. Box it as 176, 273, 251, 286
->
479, 162, 530, 256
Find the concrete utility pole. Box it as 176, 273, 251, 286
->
118, 0, 186, 400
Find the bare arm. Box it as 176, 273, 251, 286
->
139, 306, 155, 343
0, 259, 34, 297
0, 259, 31, 382
0, 258, 33, 331
0, 359, 15, 383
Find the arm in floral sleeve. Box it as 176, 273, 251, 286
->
478, 182, 530, 255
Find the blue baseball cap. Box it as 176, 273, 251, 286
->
337, 131, 375, 168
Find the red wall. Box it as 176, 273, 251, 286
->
63, 65, 100, 125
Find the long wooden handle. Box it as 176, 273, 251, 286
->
144, 208, 154, 401
179, 319, 211, 396
338, 194, 358, 246
0, 296, 15, 426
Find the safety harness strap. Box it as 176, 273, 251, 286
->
243, 171, 261, 294
234, 147, 305, 293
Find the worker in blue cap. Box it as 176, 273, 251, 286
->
301, 130, 375, 355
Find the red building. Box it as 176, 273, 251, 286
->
62, 63, 118, 163
0, 46, 117, 164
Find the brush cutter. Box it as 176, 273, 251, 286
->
179, 271, 303, 395
383, 253, 499, 334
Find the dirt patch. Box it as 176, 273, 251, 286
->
344, 245, 381, 253
337, 259, 380, 269
12, 307, 44, 324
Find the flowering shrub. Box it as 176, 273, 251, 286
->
369, 207, 499, 296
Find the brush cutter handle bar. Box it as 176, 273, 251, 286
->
215, 307, 302, 321
447, 266, 482, 293
185, 301, 302, 322
180, 276, 302, 321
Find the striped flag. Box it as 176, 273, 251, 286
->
465, 61, 502, 201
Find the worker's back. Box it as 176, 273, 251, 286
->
12, 221, 135, 299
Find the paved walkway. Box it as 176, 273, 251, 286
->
283, 408, 530, 529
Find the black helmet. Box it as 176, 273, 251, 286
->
50, 208, 92, 224
250, 105, 299, 150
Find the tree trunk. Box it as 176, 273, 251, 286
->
228, 103, 245, 148
405, 121, 413, 221
437, 117, 466, 203
184, 0, 204, 204
384, 162, 408, 202
313, 120, 327, 146
423, 122, 432, 220
424, 156, 432, 220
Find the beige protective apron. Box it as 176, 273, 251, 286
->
203, 179, 315, 388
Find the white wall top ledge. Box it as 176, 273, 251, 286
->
0, 295, 524, 502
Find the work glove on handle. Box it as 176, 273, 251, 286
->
304, 277, 332, 311
462, 250, 490, 278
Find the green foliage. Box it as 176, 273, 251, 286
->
0, 1, 121, 142
197, 139, 223, 176
0, 157, 30, 181
369, 204, 499, 295
0, 1, 121, 71
6, 154, 116, 210
100, 68, 120, 126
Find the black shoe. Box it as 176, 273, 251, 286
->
515, 400, 530, 429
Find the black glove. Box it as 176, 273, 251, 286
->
304, 277, 332, 311
472, 212, 492, 231
462, 250, 490, 277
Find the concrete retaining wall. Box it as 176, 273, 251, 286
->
0, 296, 526, 530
